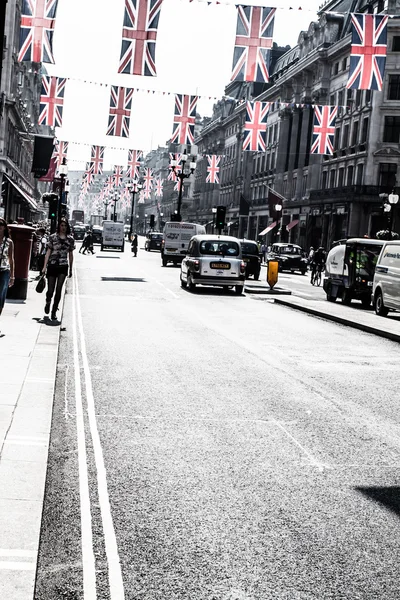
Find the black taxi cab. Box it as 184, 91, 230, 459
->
180, 235, 246, 294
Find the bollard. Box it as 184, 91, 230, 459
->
267, 260, 279, 289
7, 224, 35, 300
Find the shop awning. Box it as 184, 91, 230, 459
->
286, 219, 299, 232
5, 175, 38, 211
259, 221, 277, 236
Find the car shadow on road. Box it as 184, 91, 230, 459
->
356, 486, 400, 518
183, 287, 246, 297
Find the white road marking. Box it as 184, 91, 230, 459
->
273, 420, 329, 471
74, 272, 125, 600
72, 276, 97, 599
0, 561, 36, 571
64, 363, 70, 421
6, 435, 47, 444
147, 275, 180, 299
0, 549, 36, 558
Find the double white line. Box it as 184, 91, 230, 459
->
72, 271, 125, 599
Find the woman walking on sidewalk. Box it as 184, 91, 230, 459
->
42, 218, 75, 321
0, 218, 15, 337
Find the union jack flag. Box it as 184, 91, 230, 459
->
143, 167, 153, 191
90, 145, 104, 175
83, 163, 94, 186
126, 149, 143, 179
52, 140, 68, 170
346, 13, 388, 91
18, 0, 58, 63
113, 165, 125, 187
107, 85, 134, 137
206, 155, 221, 184
168, 153, 181, 182
231, 6, 276, 83
311, 105, 338, 155
138, 189, 145, 203
143, 187, 152, 199
170, 95, 198, 145
242, 101, 271, 152
155, 178, 163, 197
38, 75, 66, 127
104, 175, 114, 194
118, 0, 164, 76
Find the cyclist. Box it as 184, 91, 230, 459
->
311, 246, 326, 284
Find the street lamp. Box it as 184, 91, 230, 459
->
103, 197, 110, 220
212, 207, 217, 234
112, 192, 119, 222
128, 181, 142, 240
57, 157, 68, 230
388, 191, 399, 239
274, 203, 282, 242
170, 148, 196, 221
144, 213, 148, 235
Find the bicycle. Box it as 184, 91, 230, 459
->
311, 263, 324, 286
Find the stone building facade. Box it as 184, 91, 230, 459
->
0, 0, 48, 222
191, 0, 400, 249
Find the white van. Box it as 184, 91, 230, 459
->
101, 221, 125, 252
161, 221, 206, 266
372, 240, 400, 316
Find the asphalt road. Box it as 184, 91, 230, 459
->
34, 238, 400, 600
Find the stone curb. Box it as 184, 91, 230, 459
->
273, 298, 400, 344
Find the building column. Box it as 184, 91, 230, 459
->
276, 112, 291, 174
297, 107, 312, 171
287, 109, 301, 173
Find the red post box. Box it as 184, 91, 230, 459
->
7, 224, 35, 300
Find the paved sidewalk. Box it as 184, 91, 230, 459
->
0, 272, 62, 600
273, 295, 400, 343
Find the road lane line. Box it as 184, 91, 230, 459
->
72, 275, 97, 599
74, 272, 125, 600
147, 275, 180, 299
64, 363, 70, 421
273, 420, 328, 471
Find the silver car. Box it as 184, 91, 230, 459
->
180, 234, 246, 294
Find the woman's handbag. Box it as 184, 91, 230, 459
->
35, 274, 46, 293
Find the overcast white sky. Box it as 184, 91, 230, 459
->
47, 0, 320, 169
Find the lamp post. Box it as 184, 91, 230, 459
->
212, 207, 217, 233
274, 203, 282, 242
144, 213, 148, 235
128, 181, 142, 240
103, 197, 110, 220
170, 148, 196, 221
388, 191, 399, 239
112, 192, 119, 222
58, 157, 68, 229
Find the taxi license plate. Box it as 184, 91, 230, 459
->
210, 262, 230, 269
166, 247, 176, 252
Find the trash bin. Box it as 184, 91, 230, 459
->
7, 224, 35, 300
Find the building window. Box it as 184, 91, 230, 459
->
330, 93, 335, 106
383, 116, 400, 143
338, 168, 345, 187
322, 171, 328, 190
292, 177, 297, 197
334, 62, 339, 75
338, 90, 344, 116
356, 90, 362, 107
351, 121, 359, 146
379, 163, 397, 190
342, 57, 348, 71
360, 117, 369, 143
356, 163, 364, 185
347, 165, 354, 185
393, 36, 400, 51
334, 127, 341, 150
330, 170, 336, 188
342, 123, 350, 148
388, 75, 400, 100
302, 174, 308, 195
365, 89, 372, 104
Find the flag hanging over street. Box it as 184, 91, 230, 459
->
118, 0, 164, 76
311, 105, 338, 155
143, 167, 154, 191
18, 0, 59, 63
206, 155, 221, 184
346, 13, 388, 91
113, 165, 125, 186
168, 153, 181, 182
155, 179, 163, 197
126, 149, 143, 179
242, 101, 270, 152
52, 140, 68, 170
231, 6, 276, 83
104, 175, 114, 194
90, 145, 104, 175
107, 85, 134, 137
84, 162, 94, 185
170, 95, 198, 145
38, 75, 66, 127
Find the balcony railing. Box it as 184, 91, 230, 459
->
310, 185, 395, 200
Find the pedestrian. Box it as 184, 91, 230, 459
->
131, 234, 138, 257
36, 227, 48, 275
0, 218, 15, 337
41, 218, 75, 321
80, 229, 94, 255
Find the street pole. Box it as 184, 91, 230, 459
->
170, 151, 196, 222
113, 201, 117, 222
58, 158, 68, 228
129, 188, 136, 239
103, 199, 109, 220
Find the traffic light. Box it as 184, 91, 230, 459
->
215, 206, 226, 232
149, 214, 155, 229
48, 196, 58, 220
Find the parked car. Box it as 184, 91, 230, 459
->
91, 226, 103, 244
267, 243, 308, 275
239, 239, 262, 280
372, 240, 400, 317
180, 234, 246, 294
145, 232, 163, 252
324, 238, 383, 306
72, 224, 86, 241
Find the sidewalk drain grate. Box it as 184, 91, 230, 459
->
101, 277, 145, 282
